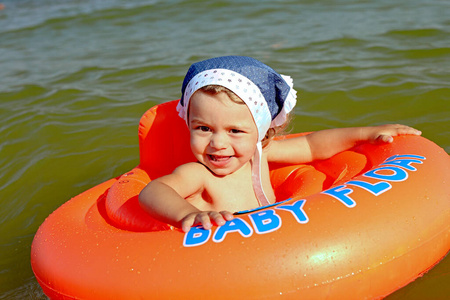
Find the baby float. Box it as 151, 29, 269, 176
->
31, 100, 449, 299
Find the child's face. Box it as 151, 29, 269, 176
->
188, 90, 258, 176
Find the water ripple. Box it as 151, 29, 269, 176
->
0, 0, 449, 297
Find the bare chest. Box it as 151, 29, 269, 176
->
186, 163, 275, 213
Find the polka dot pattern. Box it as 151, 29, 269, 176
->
180, 69, 271, 141
178, 56, 296, 139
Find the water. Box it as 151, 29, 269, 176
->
0, 0, 448, 298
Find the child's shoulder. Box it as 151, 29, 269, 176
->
158, 162, 212, 196
172, 161, 212, 178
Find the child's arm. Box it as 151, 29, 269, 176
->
268, 124, 421, 164
138, 163, 234, 233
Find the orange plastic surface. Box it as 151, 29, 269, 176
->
31, 100, 450, 299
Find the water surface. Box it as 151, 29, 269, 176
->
0, 0, 448, 298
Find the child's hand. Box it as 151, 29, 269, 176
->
180, 210, 234, 233
365, 124, 422, 144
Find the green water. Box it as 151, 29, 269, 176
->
0, 0, 448, 298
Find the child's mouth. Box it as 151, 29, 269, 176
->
208, 155, 232, 162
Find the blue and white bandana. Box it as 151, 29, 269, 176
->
177, 56, 297, 206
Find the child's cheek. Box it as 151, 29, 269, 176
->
236, 140, 257, 159
190, 135, 206, 155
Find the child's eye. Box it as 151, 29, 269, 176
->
230, 129, 243, 134
198, 126, 210, 132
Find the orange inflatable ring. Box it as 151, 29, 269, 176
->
31, 100, 449, 299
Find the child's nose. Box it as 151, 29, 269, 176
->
210, 132, 228, 149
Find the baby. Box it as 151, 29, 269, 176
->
139, 56, 421, 232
